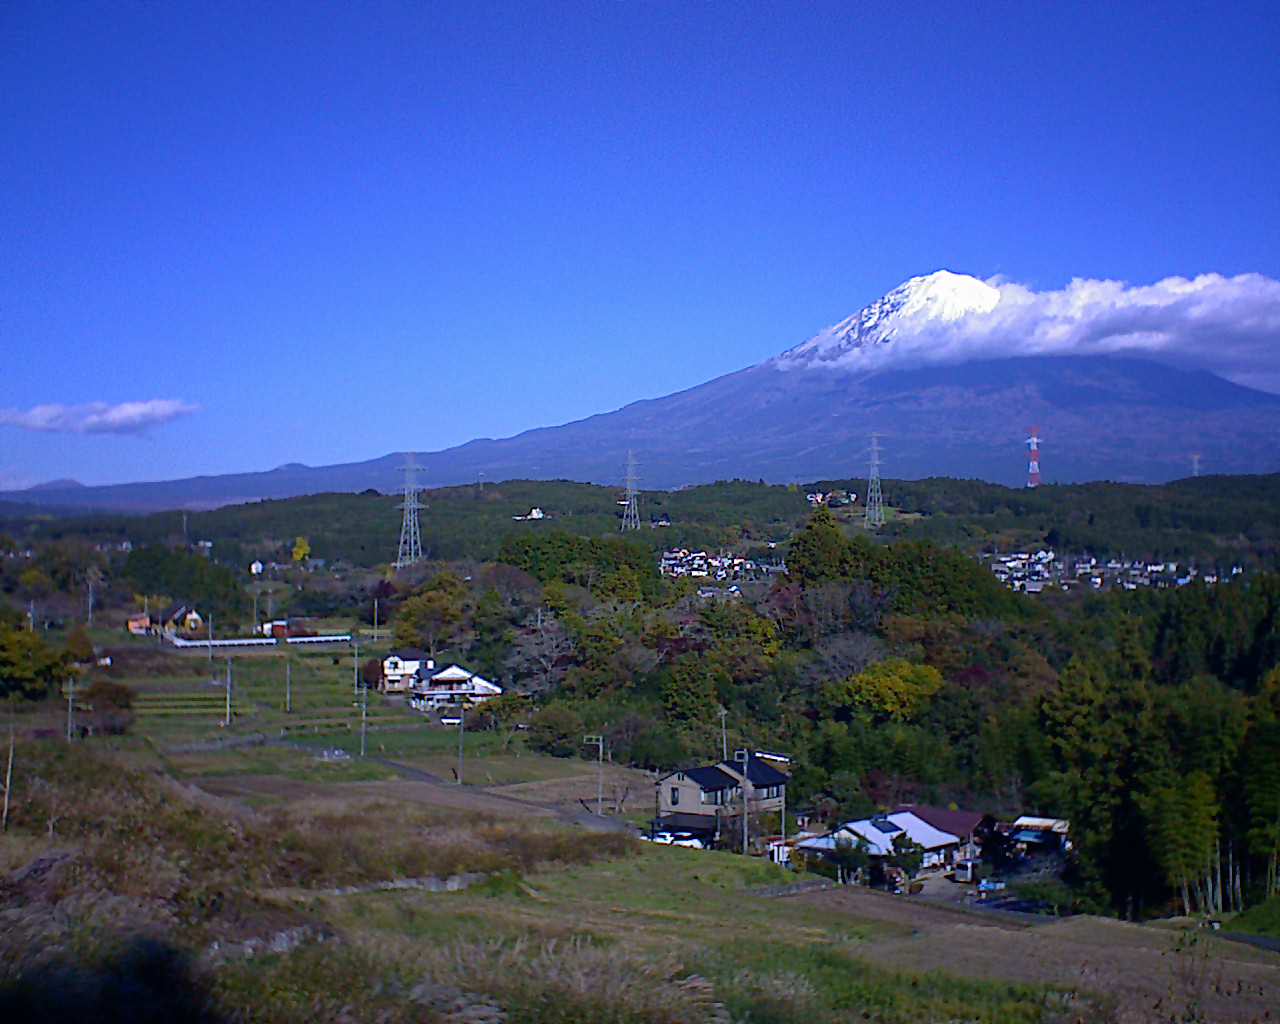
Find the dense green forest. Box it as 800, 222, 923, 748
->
382, 509, 1279, 920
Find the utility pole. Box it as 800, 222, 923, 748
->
717, 706, 728, 761
86, 566, 102, 627
734, 748, 749, 856
65, 677, 75, 742
360, 680, 368, 758
456, 704, 465, 785
352, 638, 360, 697
781, 780, 787, 857
584, 734, 604, 816
2, 725, 14, 833
208, 613, 214, 663
373, 598, 379, 641
224, 657, 232, 727
285, 658, 292, 714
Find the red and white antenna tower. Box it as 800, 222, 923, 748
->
1025, 426, 1042, 488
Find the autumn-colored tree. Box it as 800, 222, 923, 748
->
394, 588, 464, 659
291, 537, 311, 562
0, 627, 68, 701
823, 658, 943, 723
64, 624, 95, 664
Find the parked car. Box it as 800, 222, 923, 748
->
639, 831, 706, 849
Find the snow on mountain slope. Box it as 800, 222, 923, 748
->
775, 270, 1001, 368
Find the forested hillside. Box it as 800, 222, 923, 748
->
3, 473, 1277, 571
4, 475, 1280, 924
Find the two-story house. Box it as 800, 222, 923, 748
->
653, 753, 789, 844
382, 648, 430, 693
408, 663, 502, 710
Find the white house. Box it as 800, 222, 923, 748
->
382, 648, 431, 693
249, 560, 265, 575
797, 811, 961, 871
408, 664, 502, 710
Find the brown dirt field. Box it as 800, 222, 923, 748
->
486, 764, 655, 814
196, 774, 560, 820
793, 886, 1280, 1023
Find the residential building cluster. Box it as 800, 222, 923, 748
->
982, 549, 1242, 594
806, 489, 856, 508
791, 808, 1070, 890
659, 548, 785, 581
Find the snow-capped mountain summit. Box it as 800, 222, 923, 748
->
775, 269, 1002, 367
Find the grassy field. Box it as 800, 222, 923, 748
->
1229, 895, 1280, 939
4, 640, 1277, 1022
62, 635, 654, 811
1, 739, 1106, 1024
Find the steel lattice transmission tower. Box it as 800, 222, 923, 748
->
863, 434, 885, 529
620, 450, 641, 532
1025, 426, 1042, 489
395, 454, 424, 569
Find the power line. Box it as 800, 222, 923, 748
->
396, 453, 424, 569
584, 734, 604, 816
864, 434, 885, 529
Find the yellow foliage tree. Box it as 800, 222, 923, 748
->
291, 537, 311, 562
823, 658, 944, 722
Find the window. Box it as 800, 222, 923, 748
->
670, 786, 679, 806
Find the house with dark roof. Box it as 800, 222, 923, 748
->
382, 648, 430, 693
892, 804, 994, 861
159, 603, 203, 635
653, 753, 789, 842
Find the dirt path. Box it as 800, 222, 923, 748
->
791, 886, 1280, 1023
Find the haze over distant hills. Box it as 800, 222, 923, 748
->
8, 271, 1280, 512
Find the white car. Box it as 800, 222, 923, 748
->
640, 831, 706, 849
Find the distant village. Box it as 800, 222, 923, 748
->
659, 548, 787, 583
982, 549, 1244, 593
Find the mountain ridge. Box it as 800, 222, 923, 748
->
7, 270, 1280, 511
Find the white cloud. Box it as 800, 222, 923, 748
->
794, 272, 1280, 392
0, 399, 200, 435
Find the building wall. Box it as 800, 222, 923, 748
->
657, 773, 786, 818
659, 774, 729, 817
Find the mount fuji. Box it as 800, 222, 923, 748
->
9, 271, 1280, 510
776, 270, 1002, 367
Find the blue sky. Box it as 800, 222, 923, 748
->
3, 2, 1278, 487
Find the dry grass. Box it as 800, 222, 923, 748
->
797, 886, 1280, 1023
0, 740, 632, 976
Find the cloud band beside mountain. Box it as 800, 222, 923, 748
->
0, 399, 200, 435
790, 272, 1280, 393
